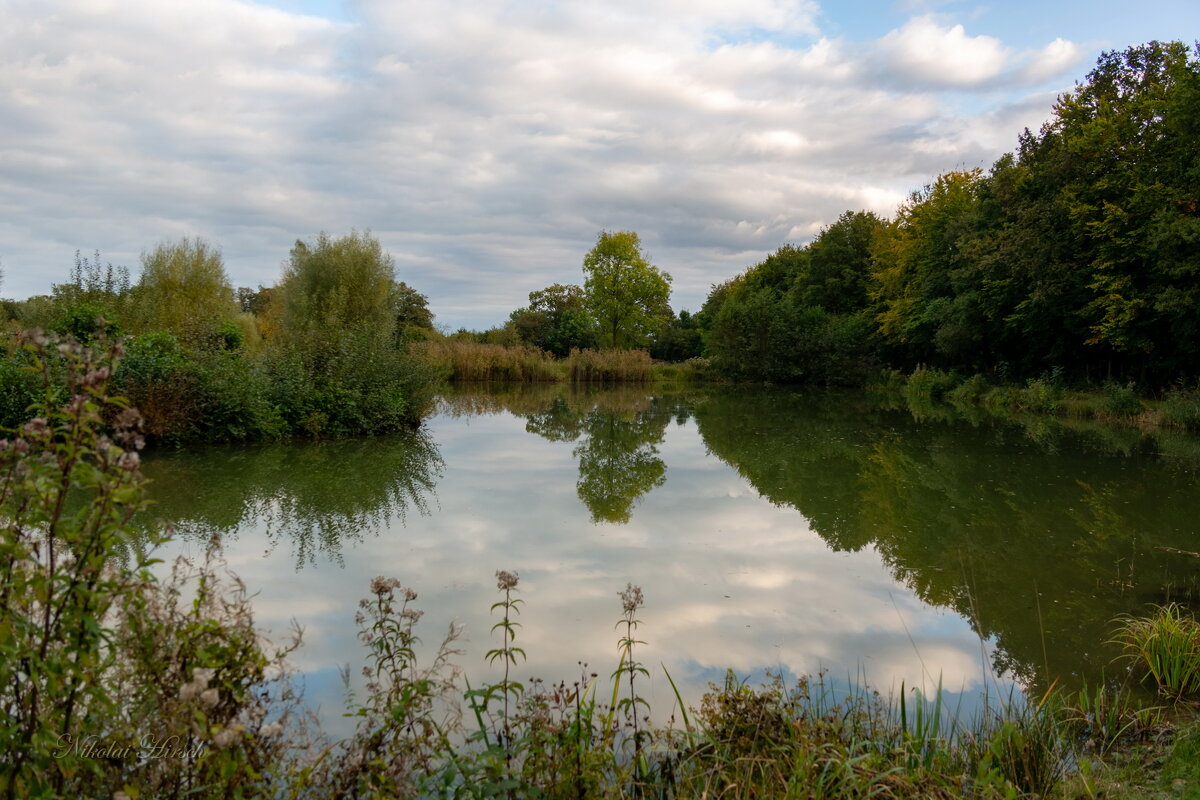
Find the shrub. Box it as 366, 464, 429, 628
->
1113, 604, 1200, 700
946, 373, 990, 405
0, 331, 302, 798
1100, 381, 1145, 418
903, 366, 956, 401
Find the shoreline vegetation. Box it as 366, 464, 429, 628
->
3, 334, 1200, 798
1, 316, 1199, 799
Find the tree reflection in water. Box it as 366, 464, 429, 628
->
139, 430, 444, 567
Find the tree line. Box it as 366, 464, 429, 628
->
698, 41, 1200, 389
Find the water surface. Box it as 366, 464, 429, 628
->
142, 384, 1200, 730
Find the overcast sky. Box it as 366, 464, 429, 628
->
2, 0, 1196, 329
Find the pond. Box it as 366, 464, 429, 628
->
140, 383, 1200, 734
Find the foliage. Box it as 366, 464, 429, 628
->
509, 283, 597, 356
1113, 603, 1200, 700
691, 42, 1200, 391
702, 215, 882, 384
582, 231, 673, 349
0, 331, 301, 799
134, 237, 239, 343
278, 230, 397, 343
272, 231, 435, 435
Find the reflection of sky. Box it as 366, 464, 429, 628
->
154, 399, 1015, 738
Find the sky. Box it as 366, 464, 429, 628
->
2, 0, 1197, 330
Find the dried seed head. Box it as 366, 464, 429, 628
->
370, 576, 401, 595
619, 583, 644, 614
496, 570, 519, 591
213, 726, 241, 749
200, 688, 220, 707
193, 667, 216, 688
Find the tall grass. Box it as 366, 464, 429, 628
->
566, 347, 652, 383
1113, 603, 1200, 700
413, 340, 563, 382
415, 341, 660, 383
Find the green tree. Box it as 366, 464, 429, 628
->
582, 231, 672, 349
1037, 42, 1200, 378
510, 283, 596, 356
798, 211, 884, 314
134, 237, 238, 343
279, 230, 397, 343
272, 231, 433, 435
869, 170, 985, 367
391, 280, 435, 344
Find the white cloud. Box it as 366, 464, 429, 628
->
1016, 37, 1084, 84
1, 0, 1086, 324
876, 16, 1009, 88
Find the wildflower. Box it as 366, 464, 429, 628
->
23, 418, 48, 436
193, 667, 216, 688
619, 583, 644, 614
179, 682, 200, 701
200, 688, 220, 707
260, 721, 284, 738
496, 570, 519, 591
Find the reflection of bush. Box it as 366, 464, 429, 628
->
139, 431, 443, 566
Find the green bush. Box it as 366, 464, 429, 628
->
0, 347, 41, 429
946, 373, 990, 405
0, 332, 301, 798
1100, 381, 1144, 418
903, 366, 956, 401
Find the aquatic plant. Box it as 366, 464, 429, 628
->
1113, 603, 1200, 700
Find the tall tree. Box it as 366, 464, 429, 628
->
582, 231, 672, 349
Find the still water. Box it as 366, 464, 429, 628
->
141, 384, 1200, 731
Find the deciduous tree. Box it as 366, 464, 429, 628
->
582, 231, 672, 349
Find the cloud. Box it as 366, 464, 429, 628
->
2, 0, 1080, 325
1015, 37, 1084, 84
875, 16, 1009, 88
